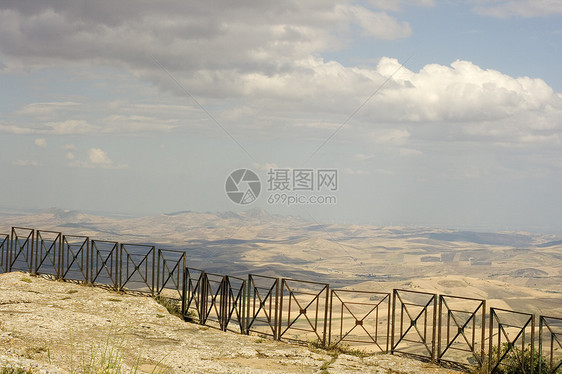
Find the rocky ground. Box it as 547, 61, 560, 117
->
0, 271, 466, 374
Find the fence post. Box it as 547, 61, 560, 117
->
323, 284, 330, 347
432, 294, 437, 361
118, 243, 123, 290
241, 278, 247, 335
481, 300, 486, 368
328, 290, 333, 347
200, 270, 207, 325
221, 275, 227, 331
181, 266, 188, 320
391, 289, 396, 354
156, 249, 161, 295
530, 314, 535, 374
245, 274, 251, 335
488, 308, 493, 374
277, 278, 283, 341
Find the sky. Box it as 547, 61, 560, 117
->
0, 0, 561, 232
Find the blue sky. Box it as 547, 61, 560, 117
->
1, 0, 561, 232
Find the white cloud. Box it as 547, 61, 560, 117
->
16, 102, 79, 119
0, 2, 560, 159
0, 123, 34, 134
34, 138, 47, 147
68, 148, 127, 169
45, 120, 97, 134
0, 0, 412, 79
13, 159, 39, 167
88, 148, 113, 165
343, 5, 412, 39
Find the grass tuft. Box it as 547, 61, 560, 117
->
68, 330, 169, 374
0, 365, 37, 374
153, 296, 182, 319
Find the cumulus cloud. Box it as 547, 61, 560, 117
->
371, 58, 558, 121
0, 0, 412, 77
34, 138, 46, 147
68, 148, 127, 169
0, 1, 560, 152
88, 148, 112, 165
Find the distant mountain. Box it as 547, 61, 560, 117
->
537, 239, 562, 248
426, 231, 534, 246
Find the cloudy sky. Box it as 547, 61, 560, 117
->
1, 0, 561, 232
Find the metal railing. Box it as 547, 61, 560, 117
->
489, 308, 535, 373
246, 274, 279, 339
438, 295, 486, 366
0, 233, 8, 273
35, 230, 62, 277
329, 289, 390, 352
10, 227, 34, 273
120, 244, 155, 294
278, 278, 329, 345
391, 289, 437, 360
90, 239, 116, 286
156, 249, 186, 299
62, 235, 90, 282
0, 226, 560, 373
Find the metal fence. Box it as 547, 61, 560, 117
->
489, 308, 535, 373
329, 289, 390, 352
391, 289, 437, 360
0, 226, 560, 373
539, 315, 562, 373
438, 295, 486, 366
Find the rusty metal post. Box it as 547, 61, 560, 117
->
391, 289, 396, 354
181, 266, 188, 318
200, 270, 207, 325
323, 284, 330, 347
277, 278, 283, 341
432, 294, 437, 361
488, 308, 494, 374
328, 289, 334, 347
481, 300, 486, 368
530, 314, 535, 374
438, 295, 443, 361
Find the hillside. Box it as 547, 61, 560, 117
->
0, 272, 463, 374
1, 209, 561, 288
